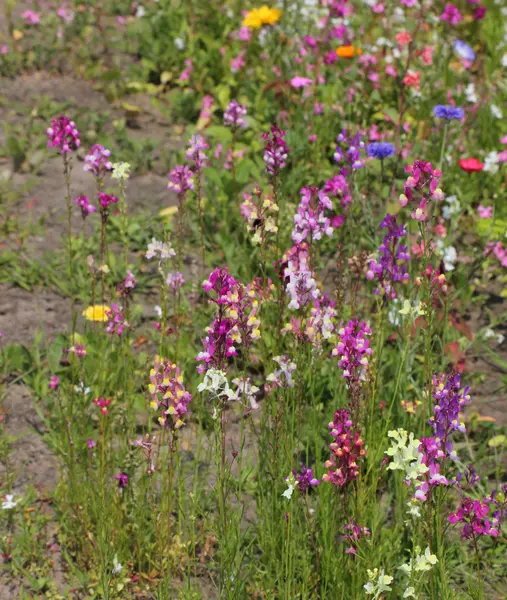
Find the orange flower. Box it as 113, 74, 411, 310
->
336, 45, 362, 58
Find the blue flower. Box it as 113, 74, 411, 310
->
367, 142, 395, 160
433, 105, 464, 120
453, 40, 475, 62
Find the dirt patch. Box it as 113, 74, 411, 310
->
0, 284, 71, 345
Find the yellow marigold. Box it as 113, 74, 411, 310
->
82, 305, 111, 322
242, 9, 263, 29
336, 45, 362, 58
258, 5, 282, 25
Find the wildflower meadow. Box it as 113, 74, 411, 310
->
1, 1, 507, 599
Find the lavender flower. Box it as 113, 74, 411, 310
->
433, 105, 464, 120
284, 245, 320, 310
453, 40, 475, 62
185, 135, 209, 170
292, 186, 335, 244
83, 144, 113, 176
224, 100, 248, 129
367, 142, 395, 160
294, 466, 320, 494
166, 272, 185, 290
168, 165, 194, 194
334, 130, 365, 170
105, 304, 129, 336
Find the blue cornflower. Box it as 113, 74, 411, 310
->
433, 105, 464, 120
453, 40, 475, 62
366, 142, 395, 160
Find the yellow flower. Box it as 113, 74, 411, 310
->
243, 6, 281, 29
258, 5, 281, 25
242, 9, 263, 29
82, 305, 111, 322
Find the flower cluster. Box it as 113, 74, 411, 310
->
448, 497, 499, 540
105, 304, 129, 336
166, 272, 185, 290
334, 130, 365, 170
429, 373, 470, 457
224, 100, 248, 129
98, 193, 118, 221
283, 244, 320, 310
266, 355, 297, 390
294, 466, 320, 494
117, 270, 137, 298
240, 189, 279, 245
242, 6, 281, 29
149, 359, 192, 430
332, 319, 372, 387
283, 296, 337, 348
46, 116, 80, 153
83, 144, 113, 176
185, 134, 209, 171
230, 377, 260, 410
366, 214, 410, 299
399, 546, 438, 575
93, 397, 112, 415
343, 520, 371, 555
414, 437, 448, 501
168, 165, 194, 194
322, 409, 366, 487
292, 186, 335, 244
323, 174, 352, 209
146, 238, 176, 263
262, 123, 289, 176
399, 160, 443, 221
364, 568, 393, 598
385, 429, 428, 483
73, 195, 96, 219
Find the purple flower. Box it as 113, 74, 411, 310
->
343, 520, 371, 555
334, 130, 365, 170
283, 244, 320, 310
262, 123, 289, 176
73, 195, 96, 219
83, 144, 113, 176
440, 4, 462, 25
98, 193, 118, 209
168, 165, 194, 194
69, 343, 87, 359
292, 186, 335, 244
449, 497, 499, 539
366, 142, 394, 160
114, 472, 129, 490
293, 466, 320, 494
166, 272, 185, 290
433, 105, 464, 120
117, 270, 137, 298
453, 40, 475, 62
366, 214, 410, 299
224, 100, 248, 129
105, 304, 129, 336
87, 439, 97, 449
185, 135, 209, 171
46, 116, 80, 153
332, 319, 372, 386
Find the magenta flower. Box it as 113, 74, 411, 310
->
73, 195, 96, 219
399, 159, 443, 221
290, 76, 313, 89
49, 376, 59, 389
440, 3, 463, 25
69, 343, 87, 359
105, 304, 129, 336
262, 123, 289, 176
98, 192, 118, 209
114, 472, 129, 490
343, 520, 371, 555
93, 397, 112, 415
292, 186, 335, 244
293, 466, 320, 494
87, 439, 97, 449
449, 497, 498, 539
168, 165, 194, 194
149, 359, 192, 429
332, 319, 372, 386
117, 270, 137, 298
477, 205, 493, 219
46, 116, 80, 153
21, 10, 41, 25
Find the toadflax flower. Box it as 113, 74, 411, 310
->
167, 165, 194, 194
224, 100, 248, 129
262, 123, 289, 176
83, 144, 113, 176
73, 195, 96, 219
111, 162, 131, 181
2, 494, 18, 510
46, 115, 80, 153
149, 359, 192, 429
266, 355, 297, 389
364, 568, 394, 598
399, 546, 438, 575
146, 238, 176, 262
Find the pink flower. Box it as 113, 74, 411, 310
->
49, 376, 59, 389
498, 150, 507, 163
372, 3, 385, 13
290, 76, 313, 89
1, 45, 8, 55
178, 58, 193, 82
385, 65, 397, 77
396, 31, 411, 46
230, 51, 246, 73
440, 4, 463, 25
478, 205, 493, 219
21, 10, 41, 25
421, 46, 433, 65
237, 27, 252, 42
403, 70, 420, 89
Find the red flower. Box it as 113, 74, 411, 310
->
459, 158, 484, 172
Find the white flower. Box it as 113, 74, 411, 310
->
406, 498, 422, 519
197, 369, 236, 405
502, 53, 507, 68
154, 305, 162, 318
385, 429, 428, 481
442, 195, 460, 220
403, 587, 416, 598
484, 151, 499, 174
230, 377, 260, 410
146, 238, 176, 261
174, 37, 185, 50
135, 5, 145, 18
112, 554, 123, 575
399, 300, 425, 319
491, 104, 503, 119
111, 162, 131, 181
282, 472, 297, 500
465, 83, 477, 103
443, 246, 457, 271
2, 494, 18, 510
364, 568, 394, 598
74, 382, 91, 395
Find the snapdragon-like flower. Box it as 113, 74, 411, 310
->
146, 238, 176, 262
262, 123, 289, 176
292, 186, 335, 244
323, 409, 366, 487
224, 100, 248, 129
366, 214, 410, 299
323, 174, 352, 209
429, 373, 470, 457
433, 105, 464, 120
283, 296, 337, 348
332, 319, 372, 388
293, 466, 320, 494
1, 494, 18, 510
168, 165, 194, 194
399, 546, 438, 575
117, 270, 137, 298
334, 129, 365, 170
266, 355, 297, 389
283, 244, 320, 310
385, 429, 428, 482
364, 568, 393, 598
240, 189, 279, 245
282, 472, 297, 500
398, 159, 443, 221
230, 377, 260, 410
111, 162, 131, 181
166, 272, 185, 290
105, 304, 129, 336
449, 497, 499, 539
440, 3, 462, 25
342, 520, 371, 555
414, 437, 448, 501
185, 134, 209, 170
73, 195, 96, 219
98, 193, 118, 222
83, 144, 113, 176
149, 359, 192, 429
367, 142, 394, 160
114, 472, 129, 490
94, 397, 112, 415
46, 116, 80, 153
197, 369, 235, 417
